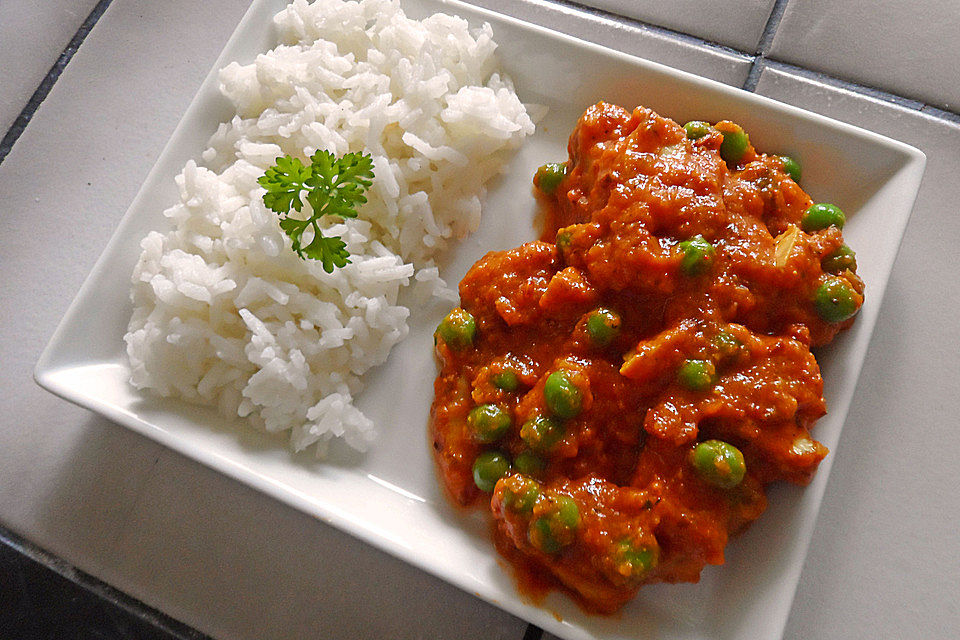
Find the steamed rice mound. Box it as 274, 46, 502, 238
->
124, 0, 535, 455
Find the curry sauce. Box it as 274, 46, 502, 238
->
430, 102, 863, 613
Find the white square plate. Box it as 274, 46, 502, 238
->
35, 1, 925, 638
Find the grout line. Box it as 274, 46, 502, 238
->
755, 0, 791, 55
0, 524, 211, 640
920, 104, 960, 125
522, 623, 545, 640
741, 56, 766, 93
741, 0, 788, 92
759, 59, 929, 111
0, 0, 114, 168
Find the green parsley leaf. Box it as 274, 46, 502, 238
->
258, 156, 313, 214
306, 150, 374, 221
259, 150, 375, 272
303, 233, 350, 273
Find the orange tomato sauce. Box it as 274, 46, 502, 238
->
430, 102, 863, 613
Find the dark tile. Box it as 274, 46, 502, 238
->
0, 533, 206, 640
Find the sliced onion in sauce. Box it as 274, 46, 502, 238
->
773, 224, 800, 268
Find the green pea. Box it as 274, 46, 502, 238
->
436, 308, 475, 350
502, 475, 541, 513
555, 495, 580, 528
779, 155, 802, 182
529, 516, 563, 554
678, 235, 716, 276
612, 538, 659, 581
690, 439, 746, 488
678, 359, 717, 391
801, 203, 845, 232
684, 120, 713, 140
555, 230, 572, 252
719, 125, 749, 165
713, 332, 743, 362
491, 369, 519, 392
814, 276, 860, 323
544, 370, 583, 419
528, 494, 580, 554
468, 403, 512, 443
822, 244, 857, 273
520, 415, 564, 452
514, 450, 546, 475
586, 308, 622, 347
472, 450, 511, 493
534, 162, 566, 195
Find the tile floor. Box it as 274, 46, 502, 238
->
0, 0, 101, 133
769, 0, 960, 111
575, 0, 777, 51
2, 1, 959, 639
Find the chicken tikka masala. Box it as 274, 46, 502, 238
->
430, 102, 863, 613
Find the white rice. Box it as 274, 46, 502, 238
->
124, 0, 535, 455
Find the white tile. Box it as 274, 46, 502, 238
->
562, 0, 775, 51
769, 0, 960, 112
0, 0, 101, 134
753, 66, 960, 640
462, 0, 753, 86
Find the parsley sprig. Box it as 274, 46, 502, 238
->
258, 150, 375, 272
